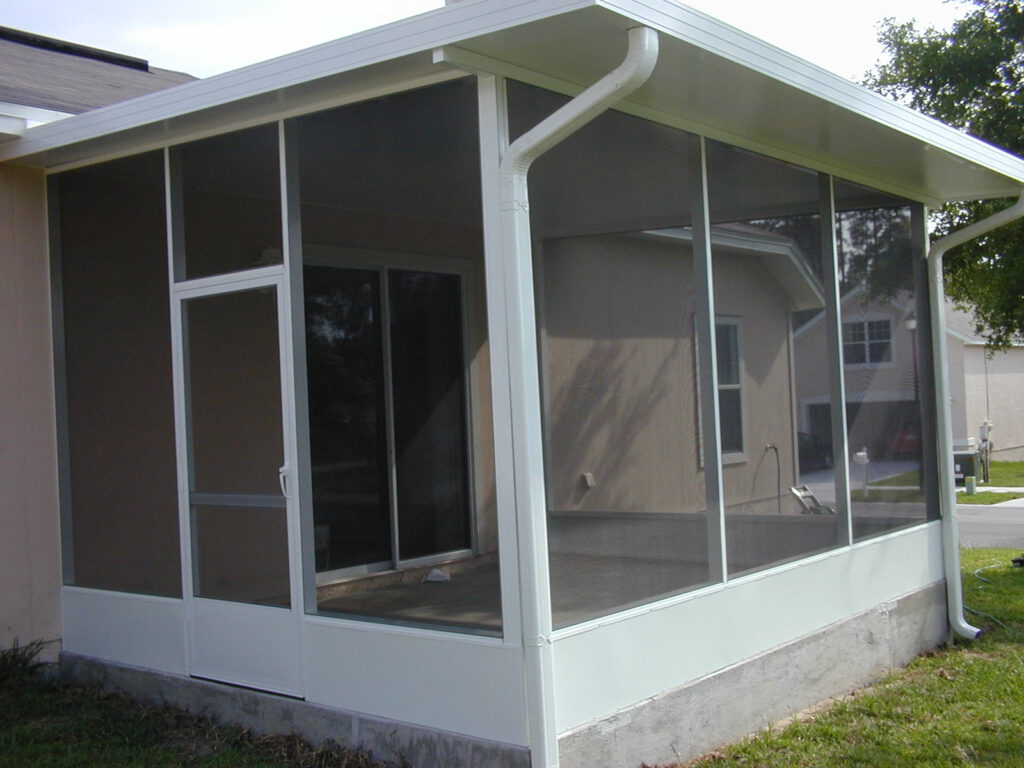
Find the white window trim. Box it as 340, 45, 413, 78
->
716, 316, 746, 461
842, 314, 896, 370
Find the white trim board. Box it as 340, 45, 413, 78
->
61, 587, 187, 675
303, 616, 529, 745
3, 0, 1023, 204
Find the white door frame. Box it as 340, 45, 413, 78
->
170, 266, 305, 697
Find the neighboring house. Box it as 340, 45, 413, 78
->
795, 287, 922, 464
796, 293, 1024, 467
3, 2, 1024, 768
945, 304, 1024, 461
0, 27, 193, 662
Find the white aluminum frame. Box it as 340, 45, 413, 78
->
165, 121, 307, 696
170, 269, 305, 696
40, 12, 988, 752
10, 0, 1024, 206
477, 74, 525, 648
819, 174, 854, 543
693, 136, 728, 583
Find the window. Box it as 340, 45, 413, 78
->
716, 319, 743, 454
842, 319, 891, 365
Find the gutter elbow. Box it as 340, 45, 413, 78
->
501, 26, 659, 178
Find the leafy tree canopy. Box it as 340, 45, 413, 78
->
866, 0, 1024, 348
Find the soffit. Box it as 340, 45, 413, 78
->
447, 1, 1024, 204
2, 0, 1023, 204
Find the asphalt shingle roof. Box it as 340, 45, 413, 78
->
0, 31, 194, 114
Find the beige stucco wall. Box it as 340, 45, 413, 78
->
0, 164, 62, 658
541, 234, 704, 514
947, 334, 969, 443
714, 252, 799, 512
540, 234, 797, 516
963, 343, 1024, 460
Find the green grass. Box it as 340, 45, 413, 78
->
875, 461, 1024, 490
868, 461, 1024, 503
851, 488, 925, 503
662, 547, 1024, 768
0, 647, 394, 768
987, 461, 1024, 486
871, 471, 924, 487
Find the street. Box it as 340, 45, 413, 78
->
958, 499, 1024, 548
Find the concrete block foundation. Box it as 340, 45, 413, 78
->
558, 580, 948, 768
60, 654, 530, 768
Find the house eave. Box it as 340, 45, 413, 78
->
1, 0, 1022, 204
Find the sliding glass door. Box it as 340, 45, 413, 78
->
304, 262, 471, 580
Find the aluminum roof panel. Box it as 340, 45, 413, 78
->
2, 0, 1022, 203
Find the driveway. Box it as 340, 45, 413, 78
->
958, 497, 1024, 548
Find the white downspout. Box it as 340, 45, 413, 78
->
928, 192, 1024, 640
498, 26, 659, 768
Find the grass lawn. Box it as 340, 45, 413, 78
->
662, 547, 1024, 768
870, 471, 924, 487
987, 461, 1024, 486
851, 488, 925, 503
0, 644, 392, 768
875, 460, 1024, 489
854, 488, 1023, 505
870, 461, 1024, 505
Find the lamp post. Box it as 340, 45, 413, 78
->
905, 311, 921, 487
905, 311, 918, 402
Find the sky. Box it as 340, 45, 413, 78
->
2, 0, 968, 81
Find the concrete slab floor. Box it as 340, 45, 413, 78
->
314, 516, 928, 634
316, 553, 713, 633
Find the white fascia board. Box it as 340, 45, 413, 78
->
948, 327, 985, 346
642, 225, 825, 309
0, 102, 73, 140
0, 0, 594, 165
0, 101, 73, 124
599, 0, 1024, 198
961, 339, 1024, 347
0, 115, 25, 139
3, 0, 1023, 203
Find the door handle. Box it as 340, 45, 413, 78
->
279, 464, 290, 499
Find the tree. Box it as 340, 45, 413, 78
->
866, 0, 1024, 348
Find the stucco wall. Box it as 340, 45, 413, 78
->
714, 251, 799, 511
540, 234, 704, 514
948, 334, 969, 443
963, 344, 1024, 460
540, 234, 797, 516
0, 164, 61, 658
